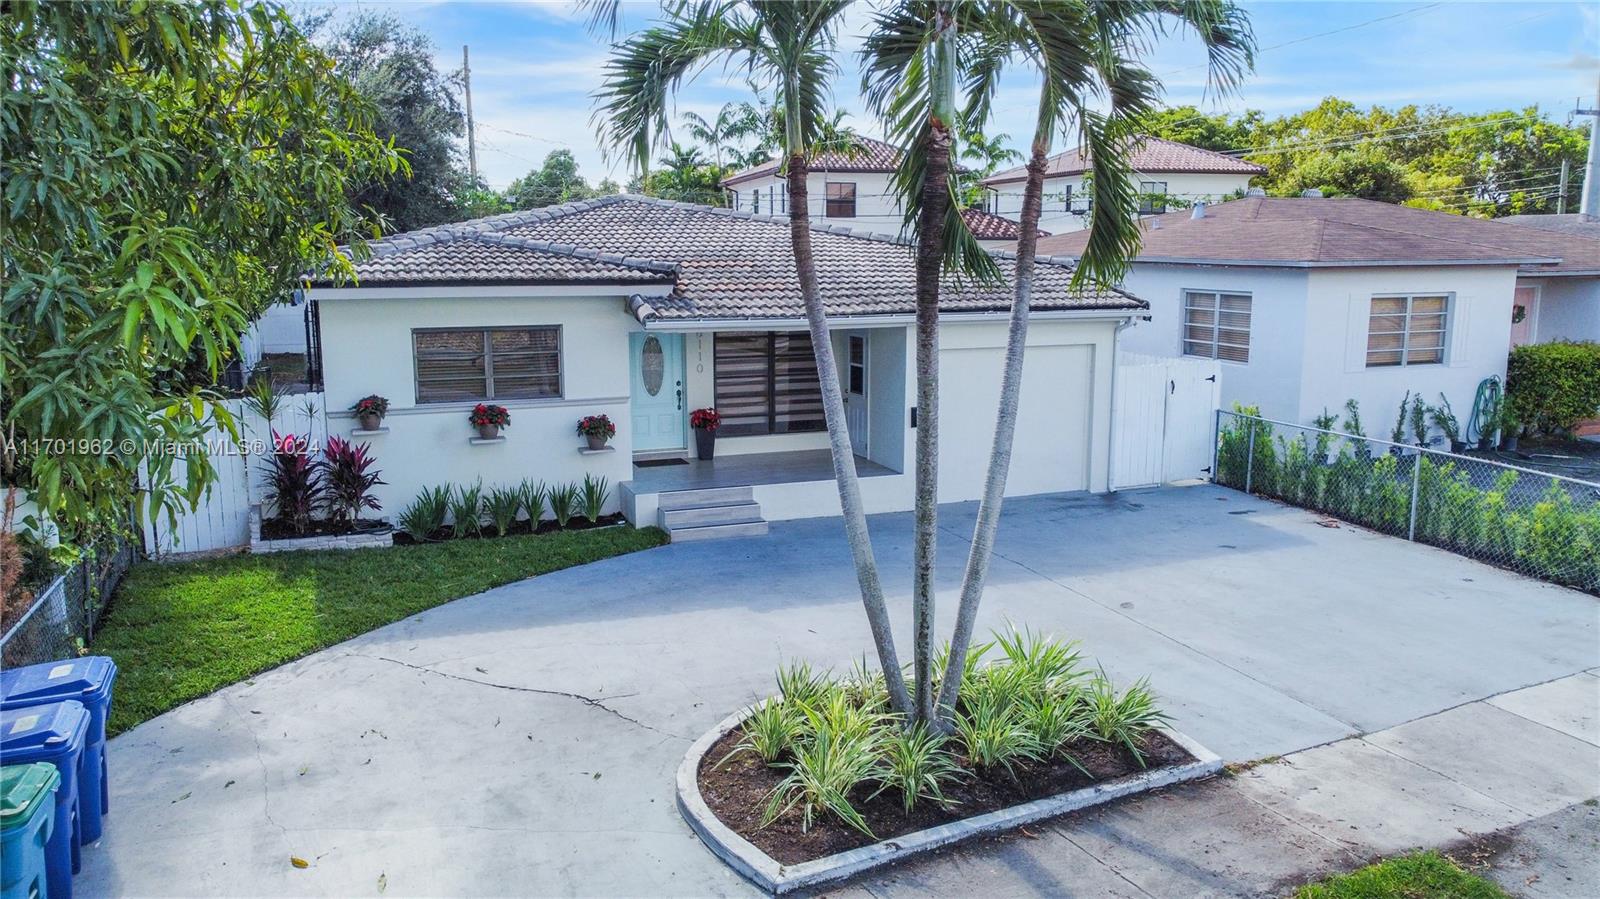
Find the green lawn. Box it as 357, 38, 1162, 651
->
1294, 851, 1509, 899
95, 527, 667, 736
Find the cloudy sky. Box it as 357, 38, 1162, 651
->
325, 0, 1600, 190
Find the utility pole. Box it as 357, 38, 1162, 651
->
1556, 158, 1569, 215
1577, 78, 1599, 222
463, 45, 479, 186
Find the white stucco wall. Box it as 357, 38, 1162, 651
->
727, 171, 903, 236
990, 171, 1255, 235
1521, 276, 1600, 343
1113, 261, 1519, 432
313, 289, 637, 517
254, 300, 309, 355
1297, 266, 1517, 429
1115, 263, 1309, 420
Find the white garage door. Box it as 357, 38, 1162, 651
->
937, 343, 1094, 503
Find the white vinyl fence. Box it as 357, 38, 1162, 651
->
1112, 353, 1221, 490
141, 392, 328, 556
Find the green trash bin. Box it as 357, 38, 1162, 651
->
1, 763, 61, 899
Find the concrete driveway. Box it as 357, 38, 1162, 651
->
81, 485, 1598, 897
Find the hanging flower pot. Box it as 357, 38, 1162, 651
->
469, 403, 509, 440
577, 414, 616, 450
690, 407, 721, 461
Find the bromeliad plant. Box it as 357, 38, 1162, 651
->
548, 482, 579, 528
579, 474, 611, 523
450, 481, 484, 539
484, 485, 524, 536
320, 436, 385, 524
398, 485, 451, 541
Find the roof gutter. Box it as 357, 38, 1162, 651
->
1055, 255, 1561, 269
636, 307, 1146, 331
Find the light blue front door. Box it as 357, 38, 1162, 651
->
630, 332, 686, 451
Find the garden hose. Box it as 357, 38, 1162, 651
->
1465, 376, 1502, 447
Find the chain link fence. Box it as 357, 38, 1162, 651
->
1214, 410, 1600, 595
1, 536, 137, 669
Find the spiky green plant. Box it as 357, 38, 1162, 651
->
723, 699, 805, 766
872, 722, 965, 813
484, 486, 523, 537
1021, 691, 1092, 771
1085, 672, 1170, 766
992, 626, 1086, 699
397, 484, 451, 540
579, 474, 610, 523
775, 660, 833, 710
953, 688, 1043, 775
548, 482, 578, 528
761, 698, 886, 836
520, 478, 546, 530
450, 481, 484, 539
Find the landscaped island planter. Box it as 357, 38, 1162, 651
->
677, 705, 1221, 894
248, 505, 392, 554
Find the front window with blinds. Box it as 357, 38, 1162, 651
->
1367, 295, 1448, 367
713, 332, 825, 437
1183, 291, 1251, 363
413, 327, 561, 403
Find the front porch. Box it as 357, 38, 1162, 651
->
619, 449, 905, 540
624, 448, 895, 493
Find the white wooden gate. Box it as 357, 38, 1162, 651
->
142, 393, 328, 556
1112, 353, 1221, 489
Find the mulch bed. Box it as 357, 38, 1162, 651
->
259, 518, 389, 540
390, 513, 627, 545
698, 725, 1193, 865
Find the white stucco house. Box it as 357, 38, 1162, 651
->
1037, 194, 1596, 430
305, 195, 1146, 540
982, 136, 1265, 237
720, 136, 1043, 250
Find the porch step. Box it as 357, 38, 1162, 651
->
656, 485, 755, 511
659, 502, 764, 529
655, 486, 768, 542
664, 518, 770, 542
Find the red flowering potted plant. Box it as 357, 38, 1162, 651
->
352, 394, 389, 431
577, 414, 616, 450
690, 407, 720, 460
469, 403, 510, 440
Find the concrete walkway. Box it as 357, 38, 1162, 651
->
830, 672, 1600, 899
79, 486, 1598, 897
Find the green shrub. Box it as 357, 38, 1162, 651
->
484, 486, 523, 536
1506, 341, 1600, 435
725, 698, 804, 765
954, 687, 1044, 774
520, 479, 546, 528
547, 482, 578, 528
397, 485, 451, 540
762, 695, 887, 836
873, 723, 965, 813
449, 481, 483, 539
1085, 672, 1170, 767
579, 474, 610, 522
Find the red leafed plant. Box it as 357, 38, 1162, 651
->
576, 414, 616, 438
320, 436, 386, 524
351, 395, 389, 418
469, 403, 510, 427
689, 407, 720, 431
262, 431, 321, 534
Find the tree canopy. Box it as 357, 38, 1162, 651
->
1142, 98, 1589, 215
505, 149, 606, 210
1, 0, 402, 546
322, 12, 468, 233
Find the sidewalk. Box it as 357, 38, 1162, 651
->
830, 671, 1600, 898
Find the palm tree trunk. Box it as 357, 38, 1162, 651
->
935, 96, 1051, 726
787, 155, 914, 718
911, 3, 959, 727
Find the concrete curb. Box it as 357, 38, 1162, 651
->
675, 703, 1223, 895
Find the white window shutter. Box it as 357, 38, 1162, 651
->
1344, 293, 1368, 372
1448, 294, 1472, 367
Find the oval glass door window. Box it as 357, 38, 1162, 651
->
641, 335, 665, 396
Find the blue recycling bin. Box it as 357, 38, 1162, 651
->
1, 657, 116, 843
0, 701, 89, 899
2, 763, 61, 899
